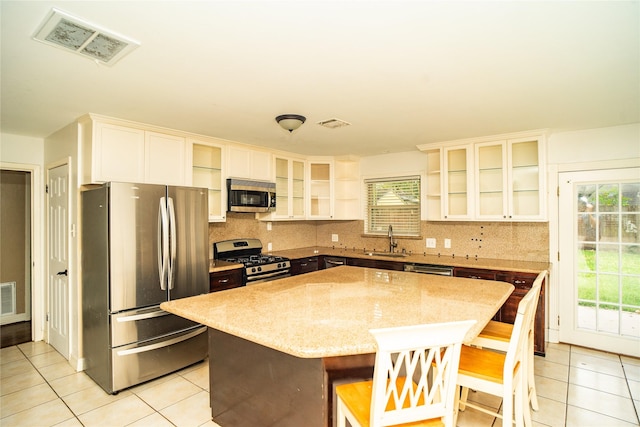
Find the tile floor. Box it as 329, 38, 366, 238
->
1, 341, 639, 426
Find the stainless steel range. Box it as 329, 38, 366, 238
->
213, 238, 291, 285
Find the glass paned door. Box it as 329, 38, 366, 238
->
559, 168, 640, 356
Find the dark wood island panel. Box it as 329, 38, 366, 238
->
208, 329, 373, 427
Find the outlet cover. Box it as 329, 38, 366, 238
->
267, 222, 272, 231
444, 238, 451, 249
331, 234, 339, 242
426, 238, 436, 248
267, 242, 273, 251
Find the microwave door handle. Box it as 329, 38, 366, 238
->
167, 197, 177, 290
157, 197, 169, 291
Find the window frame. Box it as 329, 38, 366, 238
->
364, 175, 421, 237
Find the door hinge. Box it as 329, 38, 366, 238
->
46, 313, 49, 322
45, 184, 49, 194
557, 186, 560, 197
557, 315, 560, 326
557, 251, 560, 261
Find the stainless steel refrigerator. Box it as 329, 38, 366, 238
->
81, 182, 209, 394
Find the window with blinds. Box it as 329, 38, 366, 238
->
365, 176, 421, 236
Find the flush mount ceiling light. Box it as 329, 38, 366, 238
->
275, 114, 306, 133
33, 8, 140, 66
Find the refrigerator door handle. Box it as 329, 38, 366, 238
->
158, 197, 169, 291
115, 309, 171, 322
167, 197, 177, 290
116, 326, 206, 356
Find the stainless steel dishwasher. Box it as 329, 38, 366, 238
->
324, 256, 347, 269
403, 263, 453, 276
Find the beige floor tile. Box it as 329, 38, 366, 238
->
566, 404, 640, 426
127, 412, 175, 427
567, 383, 638, 424
628, 378, 640, 401
37, 360, 78, 382
570, 345, 622, 362
18, 341, 54, 358
533, 358, 570, 382
0, 346, 26, 365
621, 354, 640, 367
135, 375, 201, 411
180, 364, 210, 390
0, 398, 75, 427
538, 346, 570, 365
0, 367, 45, 396
29, 350, 67, 369
49, 371, 96, 397
77, 394, 154, 427
569, 365, 631, 398
128, 372, 179, 394
623, 362, 640, 382
0, 357, 38, 380
52, 417, 84, 427
570, 352, 625, 378
546, 342, 571, 352
464, 389, 503, 409
62, 382, 132, 415
530, 395, 566, 427
0, 382, 58, 418
198, 421, 223, 427
533, 374, 568, 403
160, 390, 212, 427
455, 401, 497, 427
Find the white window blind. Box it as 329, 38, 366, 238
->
365, 176, 421, 236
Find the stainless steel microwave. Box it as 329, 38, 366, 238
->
227, 179, 276, 213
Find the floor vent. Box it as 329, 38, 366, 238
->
33, 8, 140, 66
1, 282, 16, 316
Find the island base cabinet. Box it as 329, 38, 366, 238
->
208, 329, 374, 427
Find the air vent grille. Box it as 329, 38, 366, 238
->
33, 8, 139, 66
317, 118, 351, 129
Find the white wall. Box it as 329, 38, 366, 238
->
548, 123, 640, 165
0, 133, 44, 164
360, 150, 427, 177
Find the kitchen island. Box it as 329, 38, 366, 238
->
161, 266, 514, 427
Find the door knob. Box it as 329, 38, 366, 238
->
57, 269, 68, 276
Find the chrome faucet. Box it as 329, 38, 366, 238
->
388, 225, 398, 253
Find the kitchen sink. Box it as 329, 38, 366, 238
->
367, 252, 408, 258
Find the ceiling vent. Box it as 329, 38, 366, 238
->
317, 118, 351, 129
33, 8, 140, 66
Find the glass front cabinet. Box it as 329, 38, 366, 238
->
273, 156, 306, 220
188, 138, 226, 222
420, 131, 546, 222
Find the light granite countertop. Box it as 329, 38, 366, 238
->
271, 246, 550, 274
161, 266, 513, 358
208, 246, 550, 274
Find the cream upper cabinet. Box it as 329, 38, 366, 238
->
333, 157, 361, 220
145, 131, 186, 185
264, 155, 306, 220
81, 120, 146, 184
419, 131, 547, 222
187, 138, 226, 222
80, 116, 187, 186
307, 160, 334, 219
227, 146, 271, 181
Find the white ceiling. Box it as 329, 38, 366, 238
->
1, 1, 638, 156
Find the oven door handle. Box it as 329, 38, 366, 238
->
246, 270, 290, 283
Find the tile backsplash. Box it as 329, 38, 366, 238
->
209, 214, 549, 262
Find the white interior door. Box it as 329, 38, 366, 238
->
48, 164, 69, 359
559, 167, 640, 356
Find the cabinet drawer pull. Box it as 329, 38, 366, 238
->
218, 278, 229, 283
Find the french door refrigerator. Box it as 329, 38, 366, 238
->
81, 182, 209, 394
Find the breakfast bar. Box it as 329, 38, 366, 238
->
160, 266, 514, 427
